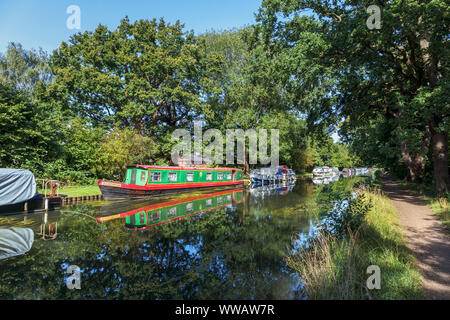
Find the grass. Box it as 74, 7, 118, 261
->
39, 185, 101, 197
286, 188, 424, 300
428, 197, 449, 231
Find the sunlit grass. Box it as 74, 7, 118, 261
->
286, 189, 424, 300
38, 185, 101, 197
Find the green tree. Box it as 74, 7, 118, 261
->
0, 42, 52, 99
48, 17, 223, 141
0, 83, 61, 173
257, 0, 449, 193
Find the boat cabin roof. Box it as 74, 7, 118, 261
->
127, 165, 241, 172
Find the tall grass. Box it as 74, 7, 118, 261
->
287, 189, 424, 300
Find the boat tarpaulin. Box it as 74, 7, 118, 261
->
0, 227, 34, 260
0, 169, 37, 206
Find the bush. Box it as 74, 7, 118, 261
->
320, 193, 372, 238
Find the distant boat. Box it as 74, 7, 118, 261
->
98, 165, 244, 200
331, 167, 340, 176
249, 165, 295, 185
312, 166, 333, 176
342, 168, 351, 178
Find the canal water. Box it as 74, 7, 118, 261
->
0, 176, 369, 299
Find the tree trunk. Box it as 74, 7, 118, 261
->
400, 141, 426, 181
244, 143, 249, 173
431, 130, 449, 194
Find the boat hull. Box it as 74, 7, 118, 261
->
0, 197, 62, 215
99, 180, 244, 200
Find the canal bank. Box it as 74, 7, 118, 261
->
286, 177, 425, 300
0, 174, 422, 300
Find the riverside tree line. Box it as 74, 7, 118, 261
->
0, 0, 448, 194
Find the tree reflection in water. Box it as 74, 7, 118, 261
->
0, 177, 365, 299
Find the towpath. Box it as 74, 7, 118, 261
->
382, 176, 450, 299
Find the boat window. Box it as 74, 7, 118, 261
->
186, 202, 193, 212
140, 171, 147, 182
217, 197, 223, 204
186, 172, 194, 182
151, 171, 161, 182
206, 199, 212, 207
139, 212, 146, 224
150, 211, 161, 222
227, 173, 232, 180
227, 195, 232, 202
206, 172, 212, 181
168, 207, 177, 218
168, 172, 177, 182
217, 172, 223, 180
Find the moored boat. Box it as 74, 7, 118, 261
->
0, 169, 62, 215
312, 166, 333, 176
249, 165, 295, 185
98, 165, 244, 200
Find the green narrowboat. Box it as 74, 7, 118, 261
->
96, 188, 244, 229
98, 165, 244, 200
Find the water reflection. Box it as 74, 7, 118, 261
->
0, 177, 367, 300
0, 227, 34, 260
97, 189, 244, 230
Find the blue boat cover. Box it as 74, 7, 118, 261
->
0, 227, 34, 260
0, 169, 37, 206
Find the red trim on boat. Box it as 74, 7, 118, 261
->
98, 179, 243, 190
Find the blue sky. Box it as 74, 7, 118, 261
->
0, 0, 262, 53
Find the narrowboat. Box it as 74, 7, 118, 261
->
0, 169, 62, 215
98, 165, 244, 200
96, 188, 244, 229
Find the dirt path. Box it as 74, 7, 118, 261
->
382, 176, 450, 299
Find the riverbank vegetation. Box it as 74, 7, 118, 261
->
287, 184, 424, 299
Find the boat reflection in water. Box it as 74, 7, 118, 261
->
97, 188, 244, 230
249, 181, 296, 198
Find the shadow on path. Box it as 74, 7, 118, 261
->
382, 176, 450, 300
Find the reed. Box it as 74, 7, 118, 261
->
287, 189, 424, 300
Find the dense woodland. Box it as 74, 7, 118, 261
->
0, 0, 448, 194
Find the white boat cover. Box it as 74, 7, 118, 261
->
0, 227, 34, 260
0, 169, 37, 206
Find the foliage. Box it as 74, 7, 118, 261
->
48, 17, 223, 138
95, 127, 159, 180
256, 0, 449, 193
320, 193, 372, 239
0, 19, 360, 184
0, 42, 52, 98
0, 83, 62, 172
287, 189, 424, 299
